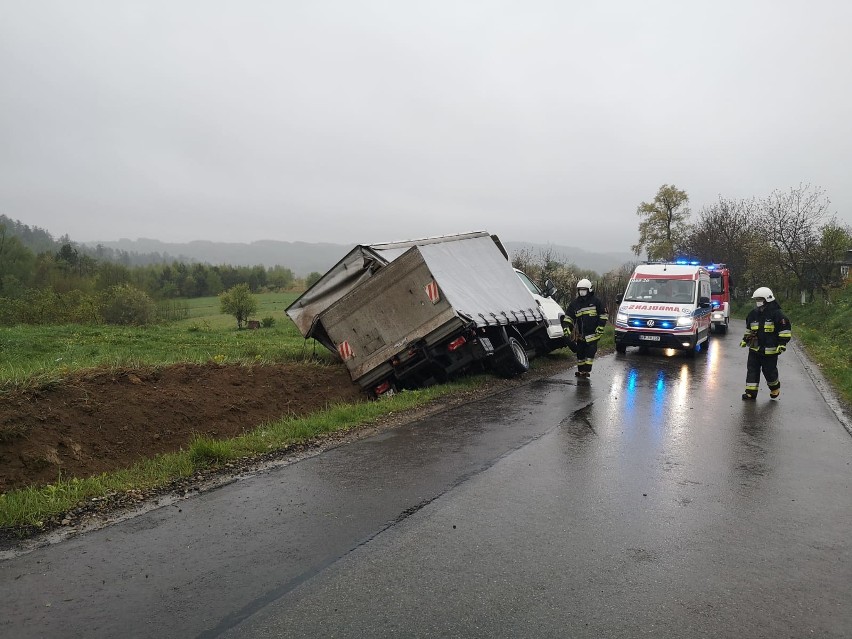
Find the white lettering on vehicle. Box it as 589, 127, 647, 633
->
624, 304, 688, 312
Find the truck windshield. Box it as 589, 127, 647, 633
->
515, 270, 542, 295
623, 279, 696, 304
710, 274, 724, 294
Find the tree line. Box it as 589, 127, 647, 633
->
3, 183, 849, 327
513, 183, 851, 315
633, 183, 851, 299
0, 221, 307, 326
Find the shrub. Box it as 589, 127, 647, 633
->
219, 283, 258, 329
261, 316, 276, 328
100, 284, 157, 325
0, 288, 102, 326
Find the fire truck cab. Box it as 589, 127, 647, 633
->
707, 264, 732, 334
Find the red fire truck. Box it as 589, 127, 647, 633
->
707, 264, 732, 334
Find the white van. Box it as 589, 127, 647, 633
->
614, 262, 712, 356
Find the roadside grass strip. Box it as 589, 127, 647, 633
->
784, 295, 851, 407
0, 377, 483, 531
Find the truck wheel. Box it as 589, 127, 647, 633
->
718, 322, 728, 335
495, 337, 530, 377
616, 343, 627, 354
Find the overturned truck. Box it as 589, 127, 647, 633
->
286, 232, 560, 397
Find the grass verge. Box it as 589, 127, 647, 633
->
783, 289, 851, 407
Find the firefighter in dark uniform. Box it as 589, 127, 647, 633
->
741, 286, 792, 400
563, 279, 608, 378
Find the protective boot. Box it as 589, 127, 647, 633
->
741, 391, 757, 401
769, 381, 780, 399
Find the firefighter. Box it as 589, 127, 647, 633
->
741, 286, 792, 400
563, 279, 608, 378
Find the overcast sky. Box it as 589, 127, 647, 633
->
1, 1, 850, 253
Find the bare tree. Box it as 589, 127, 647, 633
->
596, 261, 638, 316
803, 221, 852, 298
758, 184, 830, 286
681, 196, 762, 293
509, 245, 598, 308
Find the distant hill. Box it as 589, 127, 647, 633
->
85, 237, 636, 277
4, 213, 635, 276
84, 238, 351, 276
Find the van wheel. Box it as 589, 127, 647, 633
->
494, 337, 530, 377
687, 337, 707, 358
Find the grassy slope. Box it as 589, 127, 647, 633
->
782, 287, 851, 407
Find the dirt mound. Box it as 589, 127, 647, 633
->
0, 363, 365, 492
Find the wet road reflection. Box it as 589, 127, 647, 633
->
214, 328, 851, 638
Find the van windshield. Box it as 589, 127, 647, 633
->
623, 279, 696, 304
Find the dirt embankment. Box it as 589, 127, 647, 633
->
0, 363, 365, 493
0, 353, 584, 496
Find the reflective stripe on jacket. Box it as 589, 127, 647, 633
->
564, 293, 608, 342
743, 300, 792, 354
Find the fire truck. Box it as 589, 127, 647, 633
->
707, 264, 732, 334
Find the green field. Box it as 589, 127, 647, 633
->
0, 293, 336, 388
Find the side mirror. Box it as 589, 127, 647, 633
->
616, 293, 624, 304
543, 279, 558, 298
699, 296, 711, 308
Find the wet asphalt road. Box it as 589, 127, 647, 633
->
2, 324, 851, 638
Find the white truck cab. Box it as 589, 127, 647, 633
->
614, 262, 712, 356
514, 268, 568, 353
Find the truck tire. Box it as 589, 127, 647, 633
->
718, 321, 728, 335
616, 343, 627, 354
494, 337, 530, 377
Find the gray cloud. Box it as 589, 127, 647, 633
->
1, 0, 850, 252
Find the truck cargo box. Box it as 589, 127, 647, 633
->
286, 232, 549, 392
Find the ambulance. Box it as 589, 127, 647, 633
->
614, 261, 713, 356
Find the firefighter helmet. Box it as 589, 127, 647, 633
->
751, 286, 775, 303
577, 278, 592, 291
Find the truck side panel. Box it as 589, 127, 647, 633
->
416, 236, 543, 327
318, 248, 461, 382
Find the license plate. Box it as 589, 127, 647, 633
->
639, 335, 661, 341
